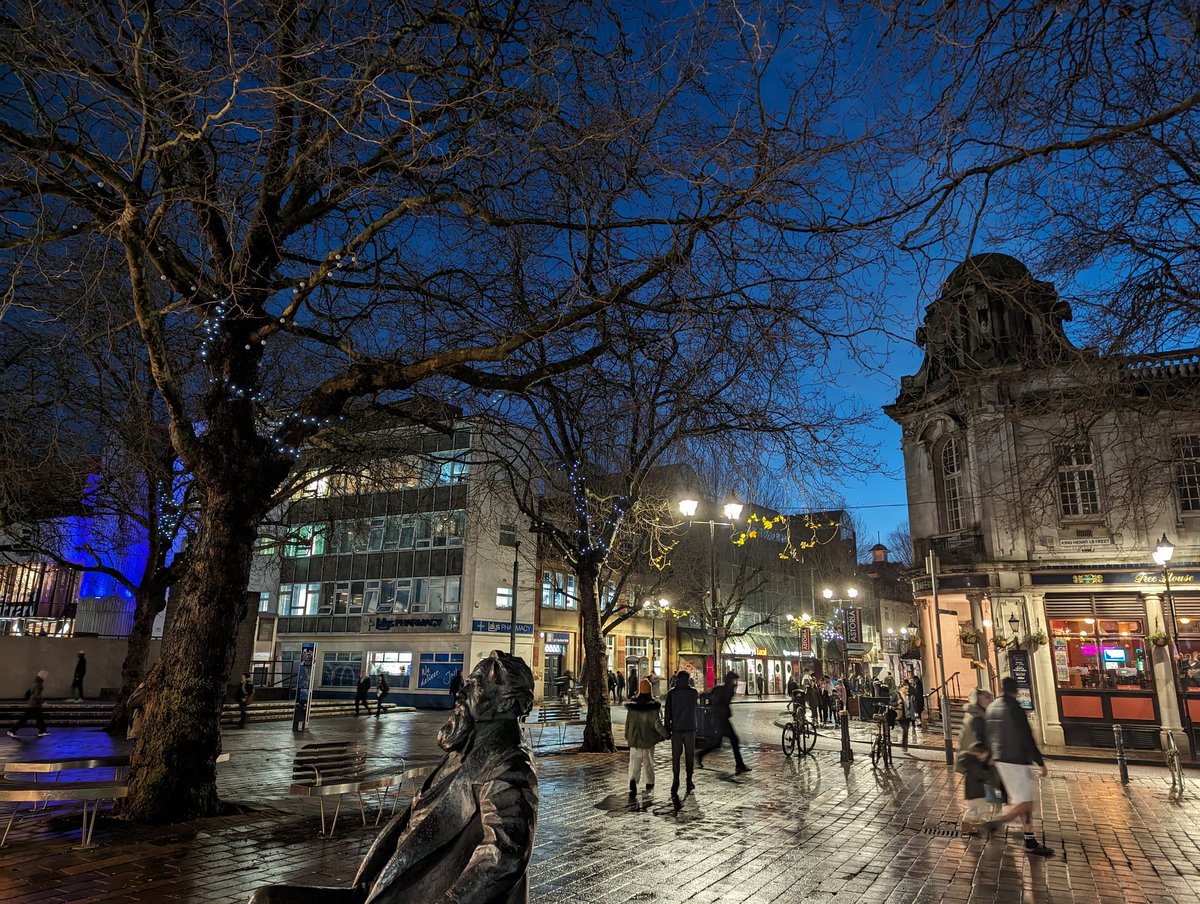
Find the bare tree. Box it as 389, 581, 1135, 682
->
0, 3, 897, 820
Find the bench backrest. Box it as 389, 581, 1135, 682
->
538, 702, 580, 722
292, 742, 366, 785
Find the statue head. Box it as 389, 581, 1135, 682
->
438, 650, 534, 752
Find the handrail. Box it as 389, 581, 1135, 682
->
925, 671, 962, 703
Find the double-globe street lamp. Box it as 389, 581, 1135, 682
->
822, 585, 858, 763
786, 612, 812, 681
679, 497, 743, 687
641, 597, 670, 692
1153, 533, 1197, 762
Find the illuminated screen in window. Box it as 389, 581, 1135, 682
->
1102, 648, 1127, 663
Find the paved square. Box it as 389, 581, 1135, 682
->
1, 704, 1197, 903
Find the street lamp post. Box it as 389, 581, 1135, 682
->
679, 497, 743, 687
642, 597, 670, 692
1154, 533, 1197, 762
786, 612, 811, 681
982, 618, 1000, 694
823, 586, 858, 763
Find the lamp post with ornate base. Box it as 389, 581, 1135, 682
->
1155, 533, 1197, 763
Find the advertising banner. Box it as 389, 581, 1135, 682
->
292, 641, 316, 730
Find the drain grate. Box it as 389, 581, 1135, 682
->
920, 823, 964, 837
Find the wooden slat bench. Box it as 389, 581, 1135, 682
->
288, 742, 405, 836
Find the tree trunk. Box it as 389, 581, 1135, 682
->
105, 584, 167, 736
578, 567, 614, 752
119, 481, 266, 823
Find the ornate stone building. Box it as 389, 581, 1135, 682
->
886, 254, 1200, 751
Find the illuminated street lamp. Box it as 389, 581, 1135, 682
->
822, 585, 858, 763
1153, 533, 1196, 762
678, 497, 743, 682
642, 597, 671, 680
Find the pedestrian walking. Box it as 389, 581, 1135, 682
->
786, 673, 799, 697
890, 680, 916, 750
236, 672, 254, 728
755, 673, 764, 701
450, 669, 464, 701
615, 670, 625, 702
608, 670, 618, 703
625, 678, 666, 797
71, 650, 87, 701
958, 687, 993, 751
984, 676, 1053, 856
375, 672, 390, 716
8, 669, 49, 738
956, 742, 996, 834
354, 673, 372, 716
664, 670, 699, 796
910, 672, 925, 727
697, 671, 750, 774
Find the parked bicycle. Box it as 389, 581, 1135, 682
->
781, 695, 818, 757
870, 708, 894, 768
1166, 730, 1185, 788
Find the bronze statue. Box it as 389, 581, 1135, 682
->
251, 650, 538, 904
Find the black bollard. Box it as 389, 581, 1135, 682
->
840, 707, 854, 763
1114, 723, 1129, 785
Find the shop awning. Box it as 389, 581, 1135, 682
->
725, 633, 786, 658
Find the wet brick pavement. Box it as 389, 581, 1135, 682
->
0, 703, 1197, 903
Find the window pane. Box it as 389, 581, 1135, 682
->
1175, 435, 1200, 512
1056, 444, 1101, 516
321, 652, 363, 687
496, 586, 513, 609
1049, 618, 1150, 689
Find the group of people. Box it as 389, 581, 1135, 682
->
956, 677, 1053, 856
623, 669, 751, 800
353, 671, 392, 717
7, 651, 90, 739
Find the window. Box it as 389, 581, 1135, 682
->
321, 651, 363, 687
499, 524, 517, 548
283, 524, 326, 558
278, 583, 320, 616
434, 457, 469, 484
940, 436, 965, 532
257, 591, 272, 614
368, 651, 412, 686
496, 586, 513, 609
293, 470, 330, 499
1049, 618, 1149, 690
431, 511, 464, 547
541, 570, 578, 610
1056, 443, 1102, 517
411, 576, 461, 614
1174, 434, 1200, 513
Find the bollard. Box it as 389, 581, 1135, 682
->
840, 707, 854, 763
1114, 723, 1129, 785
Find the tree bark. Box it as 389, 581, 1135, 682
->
119, 479, 269, 823
578, 567, 614, 752
105, 584, 167, 736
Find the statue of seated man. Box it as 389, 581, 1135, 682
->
250, 650, 538, 904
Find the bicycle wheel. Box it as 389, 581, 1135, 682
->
800, 722, 818, 755
781, 722, 797, 757
883, 736, 893, 768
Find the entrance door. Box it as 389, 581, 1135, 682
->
544, 654, 564, 697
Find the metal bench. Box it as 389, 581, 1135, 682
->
378, 763, 438, 823
0, 752, 231, 850
521, 702, 584, 750
288, 742, 404, 836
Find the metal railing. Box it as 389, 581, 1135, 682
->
924, 671, 962, 710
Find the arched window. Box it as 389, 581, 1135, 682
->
938, 436, 965, 532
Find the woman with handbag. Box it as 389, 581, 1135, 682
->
625, 678, 666, 797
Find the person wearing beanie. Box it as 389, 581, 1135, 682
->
664, 670, 700, 796
624, 677, 665, 797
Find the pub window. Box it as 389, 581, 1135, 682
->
1056, 443, 1102, 517
1174, 434, 1200, 513
1049, 617, 1150, 690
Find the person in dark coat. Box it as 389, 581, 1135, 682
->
615, 670, 626, 702
71, 651, 87, 701
985, 676, 1052, 856
697, 671, 749, 774
8, 670, 49, 737
664, 670, 699, 796
354, 673, 372, 716
375, 673, 390, 716
236, 672, 254, 728
909, 671, 925, 727
956, 741, 995, 833
607, 670, 617, 703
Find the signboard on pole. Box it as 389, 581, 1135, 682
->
801, 627, 812, 654
844, 608, 863, 644
292, 641, 317, 731
1007, 649, 1034, 711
